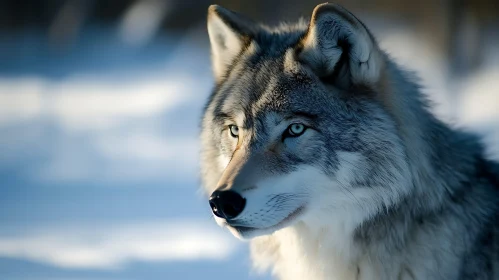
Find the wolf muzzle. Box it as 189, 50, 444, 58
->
208, 148, 256, 219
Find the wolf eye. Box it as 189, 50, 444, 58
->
228, 125, 239, 138
287, 123, 306, 137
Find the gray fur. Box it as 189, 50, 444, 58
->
200, 3, 499, 280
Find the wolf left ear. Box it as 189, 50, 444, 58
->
207, 5, 256, 82
298, 3, 384, 89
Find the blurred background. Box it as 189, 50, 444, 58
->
0, 0, 497, 279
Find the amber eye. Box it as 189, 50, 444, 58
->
287, 123, 306, 137
228, 125, 239, 138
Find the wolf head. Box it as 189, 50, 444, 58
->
201, 3, 412, 240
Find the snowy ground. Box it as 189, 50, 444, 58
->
0, 20, 497, 280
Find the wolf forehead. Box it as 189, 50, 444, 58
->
206, 34, 336, 125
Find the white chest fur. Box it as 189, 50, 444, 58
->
250, 222, 379, 280
250, 220, 460, 280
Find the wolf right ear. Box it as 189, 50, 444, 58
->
298, 4, 385, 89
207, 5, 256, 82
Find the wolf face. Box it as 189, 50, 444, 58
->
201, 4, 411, 240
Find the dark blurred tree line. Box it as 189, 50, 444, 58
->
0, 0, 497, 77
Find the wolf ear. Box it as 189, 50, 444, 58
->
207, 5, 255, 82
298, 3, 384, 89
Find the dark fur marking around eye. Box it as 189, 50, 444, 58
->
285, 111, 319, 121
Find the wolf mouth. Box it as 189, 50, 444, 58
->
229, 205, 306, 235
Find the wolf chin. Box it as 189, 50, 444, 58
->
200, 3, 499, 279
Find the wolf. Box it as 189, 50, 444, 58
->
200, 3, 499, 280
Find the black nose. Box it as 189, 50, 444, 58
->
209, 190, 246, 219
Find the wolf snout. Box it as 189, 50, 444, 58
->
209, 190, 246, 219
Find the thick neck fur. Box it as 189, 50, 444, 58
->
249, 57, 498, 280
